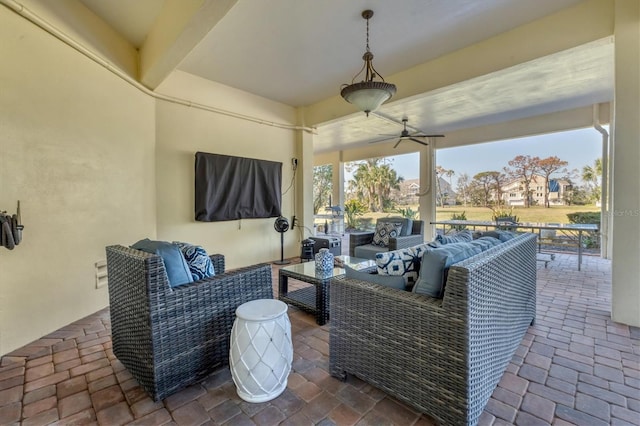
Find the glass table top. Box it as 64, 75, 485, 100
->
280, 256, 376, 279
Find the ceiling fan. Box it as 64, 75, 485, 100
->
371, 118, 444, 148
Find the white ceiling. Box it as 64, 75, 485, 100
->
77, 0, 614, 153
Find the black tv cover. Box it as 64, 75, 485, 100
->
195, 152, 282, 222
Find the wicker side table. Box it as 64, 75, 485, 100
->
229, 299, 292, 402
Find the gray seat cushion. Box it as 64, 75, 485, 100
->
344, 265, 406, 290
354, 244, 390, 260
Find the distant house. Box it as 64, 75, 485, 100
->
501, 175, 570, 206
396, 178, 457, 205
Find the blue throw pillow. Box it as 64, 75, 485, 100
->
475, 230, 515, 242
131, 239, 194, 287
435, 230, 473, 245
413, 241, 482, 298
469, 236, 502, 252
174, 242, 215, 281
344, 265, 406, 290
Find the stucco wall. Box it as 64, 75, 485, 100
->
0, 7, 156, 355
154, 71, 300, 269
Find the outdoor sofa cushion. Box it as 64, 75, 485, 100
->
354, 243, 390, 259
131, 239, 194, 287
435, 229, 473, 245
413, 242, 483, 298
344, 265, 406, 290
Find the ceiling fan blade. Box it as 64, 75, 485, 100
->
409, 138, 429, 146
393, 139, 402, 148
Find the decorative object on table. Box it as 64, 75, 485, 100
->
229, 299, 292, 403
273, 216, 290, 265
0, 201, 24, 250
340, 10, 396, 116
315, 248, 334, 273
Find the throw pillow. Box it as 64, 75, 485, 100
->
413, 242, 482, 298
468, 237, 499, 252
344, 265, 406, 290
376, 247, 419, 285
174, 242, 215, 281
131, 239, 194, 287
372, 221, 403, 247
409, 241, 441, 260
476, 230, 516, 242
434, 229, 473, 245
377, 217, 413, 236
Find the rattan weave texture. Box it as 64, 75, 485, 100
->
330, 233, 537, 426
105, 245, 273, 401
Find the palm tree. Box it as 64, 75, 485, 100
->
349, 158, 404, 212
581, 158, 602, 203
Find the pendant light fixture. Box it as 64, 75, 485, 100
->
340, 10, 396, 116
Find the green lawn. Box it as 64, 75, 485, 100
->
349, 205, 600, 229
435, 205, 600, 224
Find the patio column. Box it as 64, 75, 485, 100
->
611, 0, 640, 327
330, 154, 344, 209
297, 124, 315, 242
419, 143, 436, 242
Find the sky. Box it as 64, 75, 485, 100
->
386, 126, 605, 187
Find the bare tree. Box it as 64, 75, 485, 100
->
486, 170, 508, 206
538, 156, 569, 207
473, 172, 496, 207
507, 155, 541, 208
456, 173, 470, 206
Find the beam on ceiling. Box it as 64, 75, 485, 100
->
302, 0, 614, 127
139, 0, 238, 89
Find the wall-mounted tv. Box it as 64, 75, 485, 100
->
195, 152, 282, 222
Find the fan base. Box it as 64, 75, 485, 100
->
274, 260, 291, 265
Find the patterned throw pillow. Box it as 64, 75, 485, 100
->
174, 242, 215, 281
410, 242, 440, 260
372, 221, 403, 247
376, 247, 419, 285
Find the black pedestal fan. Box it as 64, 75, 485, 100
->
273, 216, 290, 265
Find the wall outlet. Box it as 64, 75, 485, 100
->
291, 158, 298, 169
95, 260, 108, 289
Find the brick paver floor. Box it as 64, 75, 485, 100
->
1, 253, 638, 425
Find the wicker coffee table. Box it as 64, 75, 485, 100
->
278, 256, 376, 325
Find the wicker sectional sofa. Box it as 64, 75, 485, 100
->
330, 232, 537, 426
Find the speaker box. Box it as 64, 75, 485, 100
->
310, 237, 341, 256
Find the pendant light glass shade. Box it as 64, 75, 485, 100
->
341, 81, 396, 116
341, 10, 396, 116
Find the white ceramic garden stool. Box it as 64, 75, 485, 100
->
229, 299, 293, 403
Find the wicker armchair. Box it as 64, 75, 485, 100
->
349, 219, 424, 259
331, 233, 537, 425
105, 245, 273, 401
